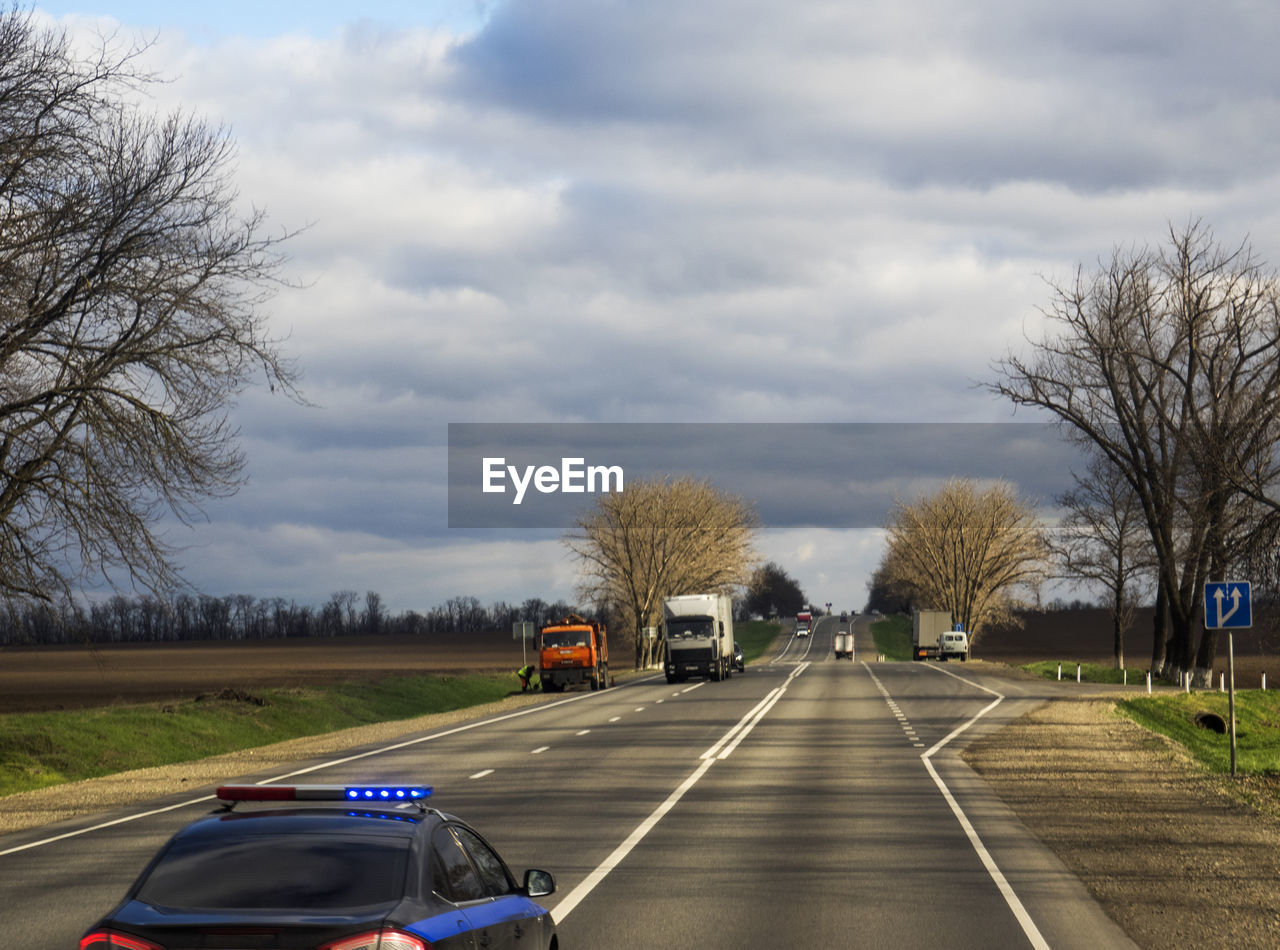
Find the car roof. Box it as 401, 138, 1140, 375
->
174, 804, 454, 842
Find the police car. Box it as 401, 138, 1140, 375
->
80, 784, 558, 950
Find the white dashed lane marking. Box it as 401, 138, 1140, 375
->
866, 668, 925, 747
473, 681, 692, 782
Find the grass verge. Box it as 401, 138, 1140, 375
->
1117, 690, 1280, 777
871, 614, 912, 661
1024, 660, 1137, 684
0, 674, 514, 798
737, 620, 782, 664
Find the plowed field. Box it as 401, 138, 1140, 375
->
5, 607, 1278, 713
0, 631, 522, 713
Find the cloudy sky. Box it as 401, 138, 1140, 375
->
31, 0, 1280, 615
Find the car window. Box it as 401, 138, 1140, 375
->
135, 834, 409, 910
452, 826, 514, 897
432, 826, 486, 903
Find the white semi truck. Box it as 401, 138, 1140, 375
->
664, 593, 735, 683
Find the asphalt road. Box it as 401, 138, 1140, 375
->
1, 615, 1138, 948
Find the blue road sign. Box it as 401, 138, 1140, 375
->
1204, 581, 1252, 629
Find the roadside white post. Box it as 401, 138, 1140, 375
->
1220, 672, 1225, 692
1263, 671, 1268, 691
1146, 671, 1152, 694
1076, 663, 1081, 684
1057, 662, 1062, 681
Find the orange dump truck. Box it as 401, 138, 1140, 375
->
538, 614, 609, 692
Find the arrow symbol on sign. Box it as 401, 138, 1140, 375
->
1214, 586, 1242, 627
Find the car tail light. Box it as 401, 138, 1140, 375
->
79, 932, 165, 950
318, 930, 429, 950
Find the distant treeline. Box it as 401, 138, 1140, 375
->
0, 591, 592, 646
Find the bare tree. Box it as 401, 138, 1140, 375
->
363, 590, 384, 634
993, 222, 1280, 684
1053, 450, 1155, 668
0, 11, 299, 603
881, 478, 1049, 643
564, 477, 757, 670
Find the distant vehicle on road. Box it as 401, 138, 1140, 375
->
912, 609, 969, 661
732, 640, 745, 672
539, 613, 609, 691
834, 632, 853, 659
80, 783, 559, 950
840, 611, 848, 622
795, 625, 810, 638
664, 593, 735, 683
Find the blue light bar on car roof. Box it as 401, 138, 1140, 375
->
215, 784, 432, 803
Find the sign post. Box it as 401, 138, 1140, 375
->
1204, 581, 1251, 777
513, 621, 535, 667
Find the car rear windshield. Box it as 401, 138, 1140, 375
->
136, 834, 410, 910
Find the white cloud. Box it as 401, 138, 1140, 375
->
28, 0, 1280, 610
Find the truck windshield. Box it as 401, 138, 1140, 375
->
542, 630, 588, 648
666, 618, 713, 639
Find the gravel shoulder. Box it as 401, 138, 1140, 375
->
963, 693, 1280, 950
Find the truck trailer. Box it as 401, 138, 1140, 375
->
912, 609, 969, 661
664, 593, 735, 683
539, 614, 609, 691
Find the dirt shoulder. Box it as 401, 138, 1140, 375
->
963, 694, 1280, 950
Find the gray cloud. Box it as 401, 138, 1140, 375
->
32, 1, 1280, 610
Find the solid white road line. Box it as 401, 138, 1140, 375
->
918, 664, 1052, 950
1, 683, 617, 857
553, 670, 802, 923
551, 758, 715, 923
